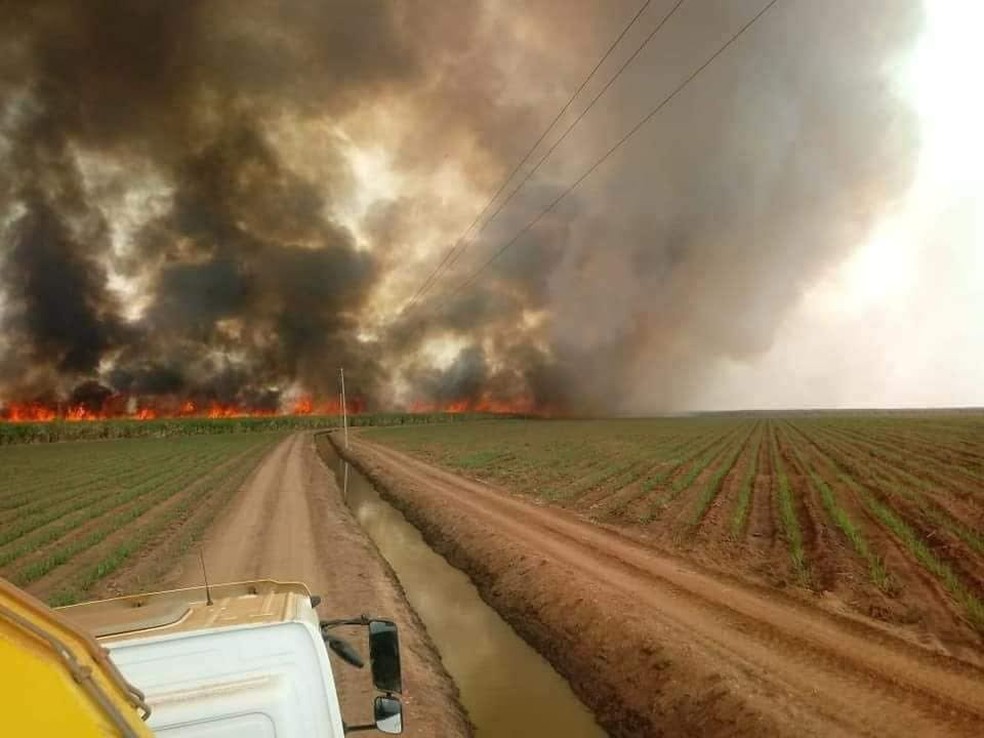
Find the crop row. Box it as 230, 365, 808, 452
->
0, 443, 227, 546
46, 438, 277, 606
365, 413, 983, 633
1, 432, 281, 604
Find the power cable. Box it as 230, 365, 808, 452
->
434, 0, 782, 308
426, 0, 688, 288
403, 0, 657, 312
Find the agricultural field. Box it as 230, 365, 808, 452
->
362, 413, 984, 645
0, 432, 283, 606
0, 411, 525, 609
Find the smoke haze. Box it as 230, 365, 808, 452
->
3, 0, 967, 414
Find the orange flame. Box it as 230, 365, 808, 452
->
6, 403, 57, 422
2, 394, 370, 423
65, 405, 105, 422
292, 396, 314, 415
0, 392, 541, 422
289, 395, 365, 416
408, 395, 537, 415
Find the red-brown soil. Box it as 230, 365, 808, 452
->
341, 435, 984, 738
369, 417, 982, 653
166, 433, 471, 737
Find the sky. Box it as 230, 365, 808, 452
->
0, 0, 980, 413
695, 0, 983, 410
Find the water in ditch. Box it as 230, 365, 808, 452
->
324, 446, 606, 738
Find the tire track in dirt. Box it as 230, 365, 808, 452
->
349, 436, 984, 738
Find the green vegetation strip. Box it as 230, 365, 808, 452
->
0, 434, 280, 599
790, 422, 984, 629
810, 425, 984, 555
364, 419, 732, 504
780, 426, 891, 591
689, 423, 758, 526
0, 459, 209, 569
640, 424, 750, 523
7, 440, 269, 585
829, 424, 981, 491
0, 441, 170, 507
0, 445, 215, 549
595, 431, 723, 520
770, 429, 808, 584
730, 427, 763, 536
0, 438, 242, 550
837, 471, 984, 630
638, 432, 720, 493
544, 453, 651, 502
47, 438, 276, 606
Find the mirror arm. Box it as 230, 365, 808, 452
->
321, 613, 372, 630
343, 722, 378, 733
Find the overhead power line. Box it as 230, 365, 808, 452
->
403, 0, 657, 312
424, 0, 688, 294
435, 0, 782, 308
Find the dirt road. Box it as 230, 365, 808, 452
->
345, 436, 984, 738
171, 433, 470, 737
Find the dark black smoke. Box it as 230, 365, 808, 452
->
0, 1, 924, 413
0, 0, 417, 405
3, 194, 122, 375
69, 380, 114, 413
390, 0, 924, 413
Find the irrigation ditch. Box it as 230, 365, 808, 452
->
318, 434, 606, 738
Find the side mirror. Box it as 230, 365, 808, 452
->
368, 619, 402, 694
374, 695, 403, 735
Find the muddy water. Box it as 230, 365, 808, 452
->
325, 447, 606, 738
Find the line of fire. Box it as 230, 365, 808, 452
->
0, 381, 540, 423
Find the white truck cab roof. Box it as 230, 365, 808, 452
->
60, 581, 355, 737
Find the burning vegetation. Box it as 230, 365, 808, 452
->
0, 387, 537, 423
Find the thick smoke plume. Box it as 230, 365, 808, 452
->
0, 1, 922, 414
